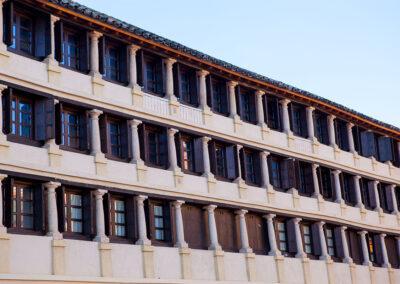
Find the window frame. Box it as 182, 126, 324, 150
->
275, 219, 290, 257
10, 8, 35, 57
62, 189, 85, 237
148, 200, 173, 246
142, 124, 168, 169
300, 222, 315, 258
109, 195, 127, 240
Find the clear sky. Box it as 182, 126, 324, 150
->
77, 0, 399, 127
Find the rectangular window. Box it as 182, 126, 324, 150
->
289, 103, 307, 138
215, 144, 227, 178
209, 141, 237, 180
325, 226, 336, 257
340, 173, 356, 206
378, 183, 390, 213
335, 119, 349, 151
99, 115, 129, 160
314, 111, 329, 145
318, 167, 333, 200
265, 96, 281, 131
366, 233, 376, 264
175, 64, 198, 106
61, 27, 81, 70
180, 135, 195, 173
207, 75, 228, 115
139, 52, 164, 96
61, 108, 80, 149
110, 197, 126, 238
101, 37, 128, 84
11, 182, 34, 230
276, 220, 288, 254
360, 178, 373, 209
64, 191, 84, 234
269, 156, 282, 189
142, 125, 167, 168
11, 10, 34, 55
11, 95, 33, 139
241, 148, 260, 186
296, 161, 313, 196
302, 223, 313, 255
149, 200, 171, 244
237, 86, 256, 124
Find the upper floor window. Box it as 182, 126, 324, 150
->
275, 220, 289, 256
174, 63, 198, 106
301, 223, 314, 256
264, 95, 281, 131
365, 233, 377, 264
2, 87, 54, 146
177, 133, 203, 174
314, 111, 329, 145
58, 187, 93, 238
11, 181, 34, 230
207, 75, 228, 115
110, 197, 126, 238
56, 103, 89, 152
268, 155, 295, 191
236, 86, 256, 124
318, 166, 333, 200
140, 124, 168, 168
99, 114, 130, 160
148, 200, 171, 244
340, 172, 356, 206
99, 37, 128, 84
3, 3, 50, 60
324, 225, 337, 258
335, 119, 349, 151
209, 141, 237, 180
378, 183, 392, 213
137, 51, 164, 96
240, 148, 261, 186
396, 187, 400, 212
289, 103, 307, 138
360, 178, 375, 210
295, 161, 314, 196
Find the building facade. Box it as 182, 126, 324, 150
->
0, 0, 399, 283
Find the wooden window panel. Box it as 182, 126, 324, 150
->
148, 200, 173, 246
207, 75, 229, 116
246, 213, 268, 255
318, 167, 333, 200
215, 208, 239, 252
181, 204, 207, 250
314, 111, 329, 145
142, 125, 167, 168
385, 236, 399, 268
335, 119, 349, 151
265, 96, 281, 131
275, 219, 290, 257
289, 103, 307, 138
324, 225, 337, 258
347, 229, 362, 265
296, 161, 313, 196
241, 148, 261, 186
301, 223, 314, 257
142, 53, 164, 96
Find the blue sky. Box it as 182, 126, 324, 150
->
77, 0, 399, 127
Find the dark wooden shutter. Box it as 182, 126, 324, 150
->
2, 177, 13, 228
173, 63, 180, 99
119, 45, 129, 84
333, 227, 344, 259
79, 31, 90, 73
373, 234, 383, 265
103, 193, 111, 236
98, 36, 106, 75
83, 190, 94, 237
45, 98, 55, 140
137, 50, 145, 87
254, 152, 261, 186
3, 0, 13, 46
294, 160, 301, 192
56, 186, 65, 232
139, 124, 146, 162
126, 195, 136, 242
194, 137, 204, 174
361, 131, 376, 157
189, 70, 198, 105
54, 102, 62, 145
158, 58, 165, 96
99, 114, 108, 154
79, 111, 90, 151
246, 213, 267, 255
386, 236, 399, 268
209, 141, 216, 175
386, 186, 394, 212
34, 184, 45, 233
304, 163, 314, 195
367, 182, 377, 209
311, 223, 321, 257
206, 75, 213, 109
159, 129, 168, 168
34, 98, 46, 141
239, 148, 246, 181
120, 121, 131, 159
226, 145, 237, 180
54, 21, 63, 62
2, 87, 12, 134
164, 202, 173, 243
215, 208, 238, 252
348, 230, 362, 265
34, 13, 51, 59
378, 136, 393, 162
182, 204, 207, 250
235, 85, 242, 118
287, 219, 297, 254
282, 158, 295, 190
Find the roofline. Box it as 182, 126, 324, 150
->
33, 0, 399, 139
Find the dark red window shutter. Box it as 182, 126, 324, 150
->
333, 227, 344, 259
385, 185, 394, 213
79, 111, 90, 151
3, 0, 13, 46
79, 31, 90, 73
34, 13, 51, 60
44, 98, 55, 140
54, 102, 63, 145
126, 196, 136, 242
98, 36, 106, 75
286, 219, 297, 254
2, 177, 13, 228
136, 49, 144, 87
83, 190, 94, 237
209, 140, 216, 175
226, 145, 238, 180
173, 63, 180, 99
206, 75, 213, 108
54, 21, 63, 62
119, 45, 129, 84
99, 114, 108, 154
56, 186, 65, 232
311, 223, 321, 257
367, 182, 377, 209
103, 193, 111, 236
235, 85, 242, 117
2, 87, 12, 134
194, 137, 204, 174
34, 184, 46, 233
34, 98, 47, 141
120, 120, 131, 160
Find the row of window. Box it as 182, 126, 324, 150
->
2, 87, 400, 213
2, 176, 399, 268
3, 2, 399, 168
